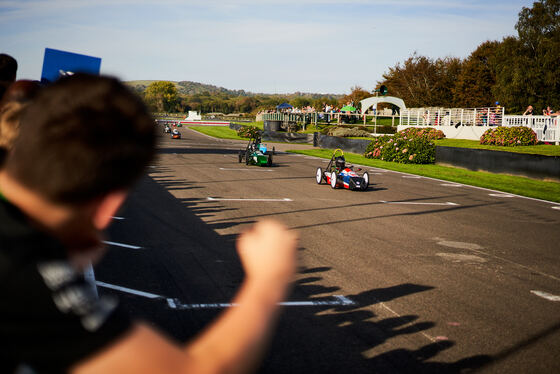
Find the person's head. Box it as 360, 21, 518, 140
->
0, 100, 27, 151
335, 156, 345, 169
5, 73, 156, 206
0, 53, 18, 83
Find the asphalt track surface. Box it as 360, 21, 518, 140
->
95, 127, 560, 373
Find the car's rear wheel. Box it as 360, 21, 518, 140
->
362, 172, 369, 190
238, 151, 243, 163
245, 150, 250, 165
316, 167, 323, 184
267, 154, 273, 167
330, 171, 337, 189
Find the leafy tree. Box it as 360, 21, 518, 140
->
144, 81, 178, 112
493, 0, 560, 112
339, 86, 371, 108
378, 53, 460, 107
453, 41, 499, 107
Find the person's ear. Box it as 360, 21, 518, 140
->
92, 190, 128, 229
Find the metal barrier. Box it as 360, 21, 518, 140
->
400, 107, 505, 127
503, 115, 559, 144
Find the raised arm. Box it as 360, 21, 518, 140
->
73, 220, 298, 374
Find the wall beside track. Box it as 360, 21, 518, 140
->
436, 146, 560, 182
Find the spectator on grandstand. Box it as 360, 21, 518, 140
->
523, 105, 534, 115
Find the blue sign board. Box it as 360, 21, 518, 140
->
41, 48, 102, 84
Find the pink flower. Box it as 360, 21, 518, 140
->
402, 148, 408, 153
409, 155, 414, 160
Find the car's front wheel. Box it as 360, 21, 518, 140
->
362, 172, 369, 190
330, 171, 337, 189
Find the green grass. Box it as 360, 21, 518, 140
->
434, 139, 560, 156
190, 126, 246, 140
288, 148, 560, 203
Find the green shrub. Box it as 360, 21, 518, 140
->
237, 125, 261, 138
327, 126, 371, 137
480, 126, 538, 146
363, 127, 441, 164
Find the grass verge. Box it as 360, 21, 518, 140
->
288, 148, 560, 203
189, 126, 246, 140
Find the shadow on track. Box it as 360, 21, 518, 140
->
98, 174, 496, 374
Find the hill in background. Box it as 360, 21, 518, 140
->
125, 80, 341, 99
125, 80, 249, 96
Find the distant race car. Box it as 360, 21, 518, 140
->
171, 128, 181, 139
315, 149, 369, 190
238, 135, 274, 166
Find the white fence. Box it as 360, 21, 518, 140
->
400, 107, 559, 143
503, 115, 559, 143
400, 107, 504, 127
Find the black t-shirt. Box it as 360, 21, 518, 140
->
0, 198, 131, 373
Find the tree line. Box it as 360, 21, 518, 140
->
377, 0, 559, 114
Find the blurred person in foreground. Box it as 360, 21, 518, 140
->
0, 74, 298, 374
0, 53, 18, 101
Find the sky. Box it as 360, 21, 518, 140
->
1, 0, 534, 94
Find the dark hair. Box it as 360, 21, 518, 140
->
5, 74, 156, 204
0, 54, 18, 82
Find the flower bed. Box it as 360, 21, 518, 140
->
237, 125, 261, 138
364, 127, 443, 164
480, 126, 538, 146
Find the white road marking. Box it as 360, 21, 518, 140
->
403, 176, 422, 179
207, 197, 293, 202
102, 240, 142, 249
95, 280, 356, 309
531, 290, 560, 302
380, 200, 459, 206
112, 216, 125, 220
167, 295, 356, 310
441, 183, 462, 187
96, 281, 162, 299
219, 168, 274, 172
552, 206, 560, 210
489, 193, 515, 198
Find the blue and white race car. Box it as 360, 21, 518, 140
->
316, 149, 369, 190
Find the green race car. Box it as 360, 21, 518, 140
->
238, 135, 274, 166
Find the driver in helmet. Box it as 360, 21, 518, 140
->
335, 156, 346, 171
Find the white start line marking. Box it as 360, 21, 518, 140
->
531, 290, 560, 302
380, 200, 459, 206
102, 241, 142, 250
219, 168, 274, 172
207, 197, 293, 202
167, 295, 355, 310
489, 193, 515, 198
95, 281, 356, 309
